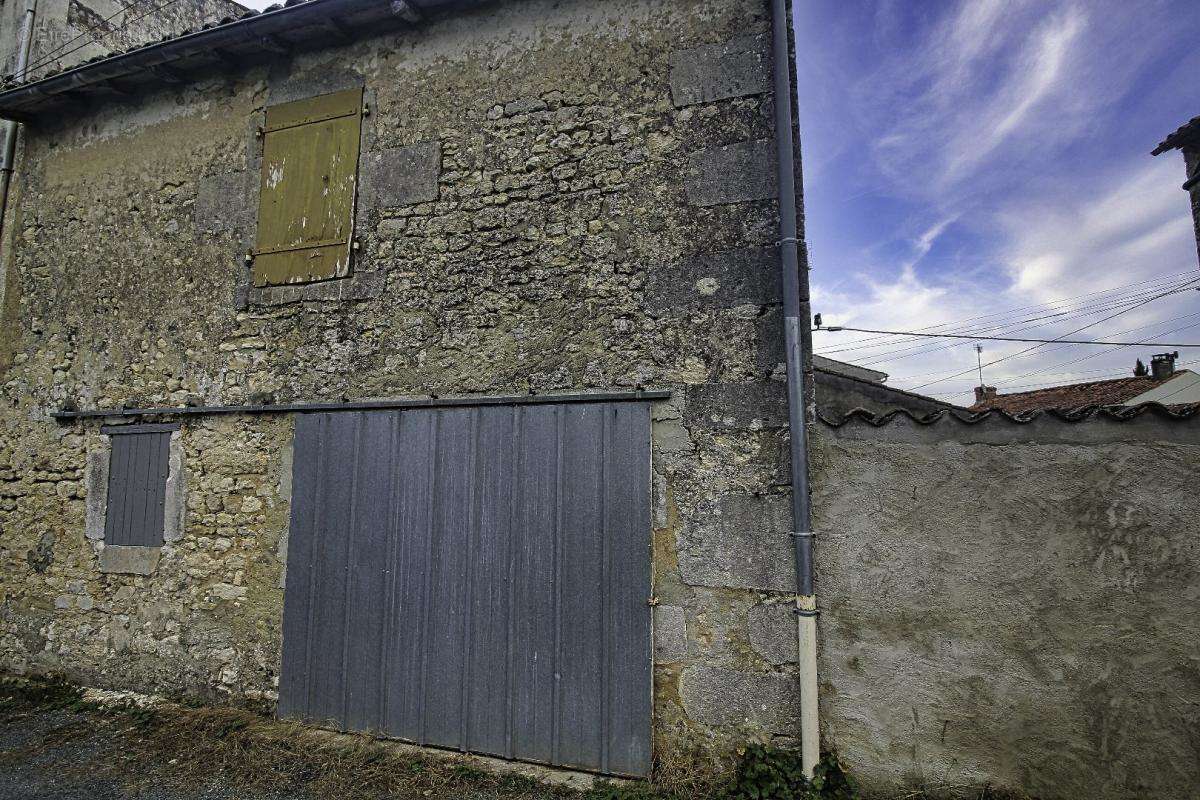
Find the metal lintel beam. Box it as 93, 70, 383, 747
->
53, 390, 673, 422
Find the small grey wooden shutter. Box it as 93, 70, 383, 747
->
102, 424, 175, 548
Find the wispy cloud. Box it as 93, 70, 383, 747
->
799, 0, 1200, 402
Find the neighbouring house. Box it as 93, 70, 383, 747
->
0, 2, 1196, 798
813, 354, 961, 418
1, 0, 246, 83
971, 352, 1199, 413
1153, 114, 1200, 264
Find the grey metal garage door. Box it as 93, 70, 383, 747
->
278, 401, 653, 776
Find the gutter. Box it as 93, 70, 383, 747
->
0, 0, 428, 119
769, 0, 820, 779
0, 0, 36, 241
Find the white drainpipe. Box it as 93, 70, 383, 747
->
768, 0, 820, 779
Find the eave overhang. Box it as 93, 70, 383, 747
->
0, 0, 472, 122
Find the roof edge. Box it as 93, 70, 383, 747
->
818, 401, 1200, 429
0, 0, 429, 120
1152, 114, 1200, 155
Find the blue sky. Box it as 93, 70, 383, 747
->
795, 0, 1200, 403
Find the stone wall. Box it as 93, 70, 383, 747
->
810, 411, 1200, 800
0, 0, 808, 772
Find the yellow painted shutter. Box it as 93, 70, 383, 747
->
252, 88, 363, 287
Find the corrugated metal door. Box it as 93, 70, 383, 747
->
278, 402, 653, 776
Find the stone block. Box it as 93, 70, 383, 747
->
99, 546, 160, 576
504, 96, 548, 116
676, 492, 794, 592
267, 69, 364, 108
84, 446, 108, 541
748, 602, 798, 664
195, 172, 250, 233
652, 419, 694, 454
646, 247, 780, 311
364, 142, 442, 208
680, 664, 801, 732
684, 381, 788, 431
654, 605, 687, 662
669, 34, 771, 107
347, 270, 386, 301
685, 140, 777, 207
163, 431, 185, 544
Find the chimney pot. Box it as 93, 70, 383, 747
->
1151, 351, 1179, 381
974, 385, 998, 404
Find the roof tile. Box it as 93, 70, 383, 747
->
1153, 114, 1200, 155
819, 401, 1200, 428
968, 372, 1192, 414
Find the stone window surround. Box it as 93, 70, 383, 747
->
84, 423, 186, 576
198, 79, 443, 310
233, 83, 380, 308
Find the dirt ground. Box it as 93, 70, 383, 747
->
0, 679, 620, 800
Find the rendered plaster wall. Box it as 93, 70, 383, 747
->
0, 0, 807, 770
809, 414, 1200, 800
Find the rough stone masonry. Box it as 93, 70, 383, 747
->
0, 0, 812, 778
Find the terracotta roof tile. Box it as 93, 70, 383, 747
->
818, 401, 1200, 428
968, 371, 1194, 414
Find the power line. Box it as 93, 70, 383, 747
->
818, 271, 1196, 351
888, 311, 1200, 382
815, 326, 1200, 347
18, 0, 184, 80
819, 276, 1200, 368
989, 314, 1200, 386
816, 270, 1200, 355
908, 279, 1199, 391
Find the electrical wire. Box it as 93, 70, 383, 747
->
986, 314, 1200, 386
826, 278, 1200, 368
18, 0, 184, 80
889, 312, 1200, 383
816, 269, 1200, 355
817, 271, 1198, 352
821, 274, 1200, 364
818, 278, 1200, 369
814, 327, 1200, 347
908, 279, 1199, 391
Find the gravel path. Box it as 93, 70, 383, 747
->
0, 703, 316, 800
